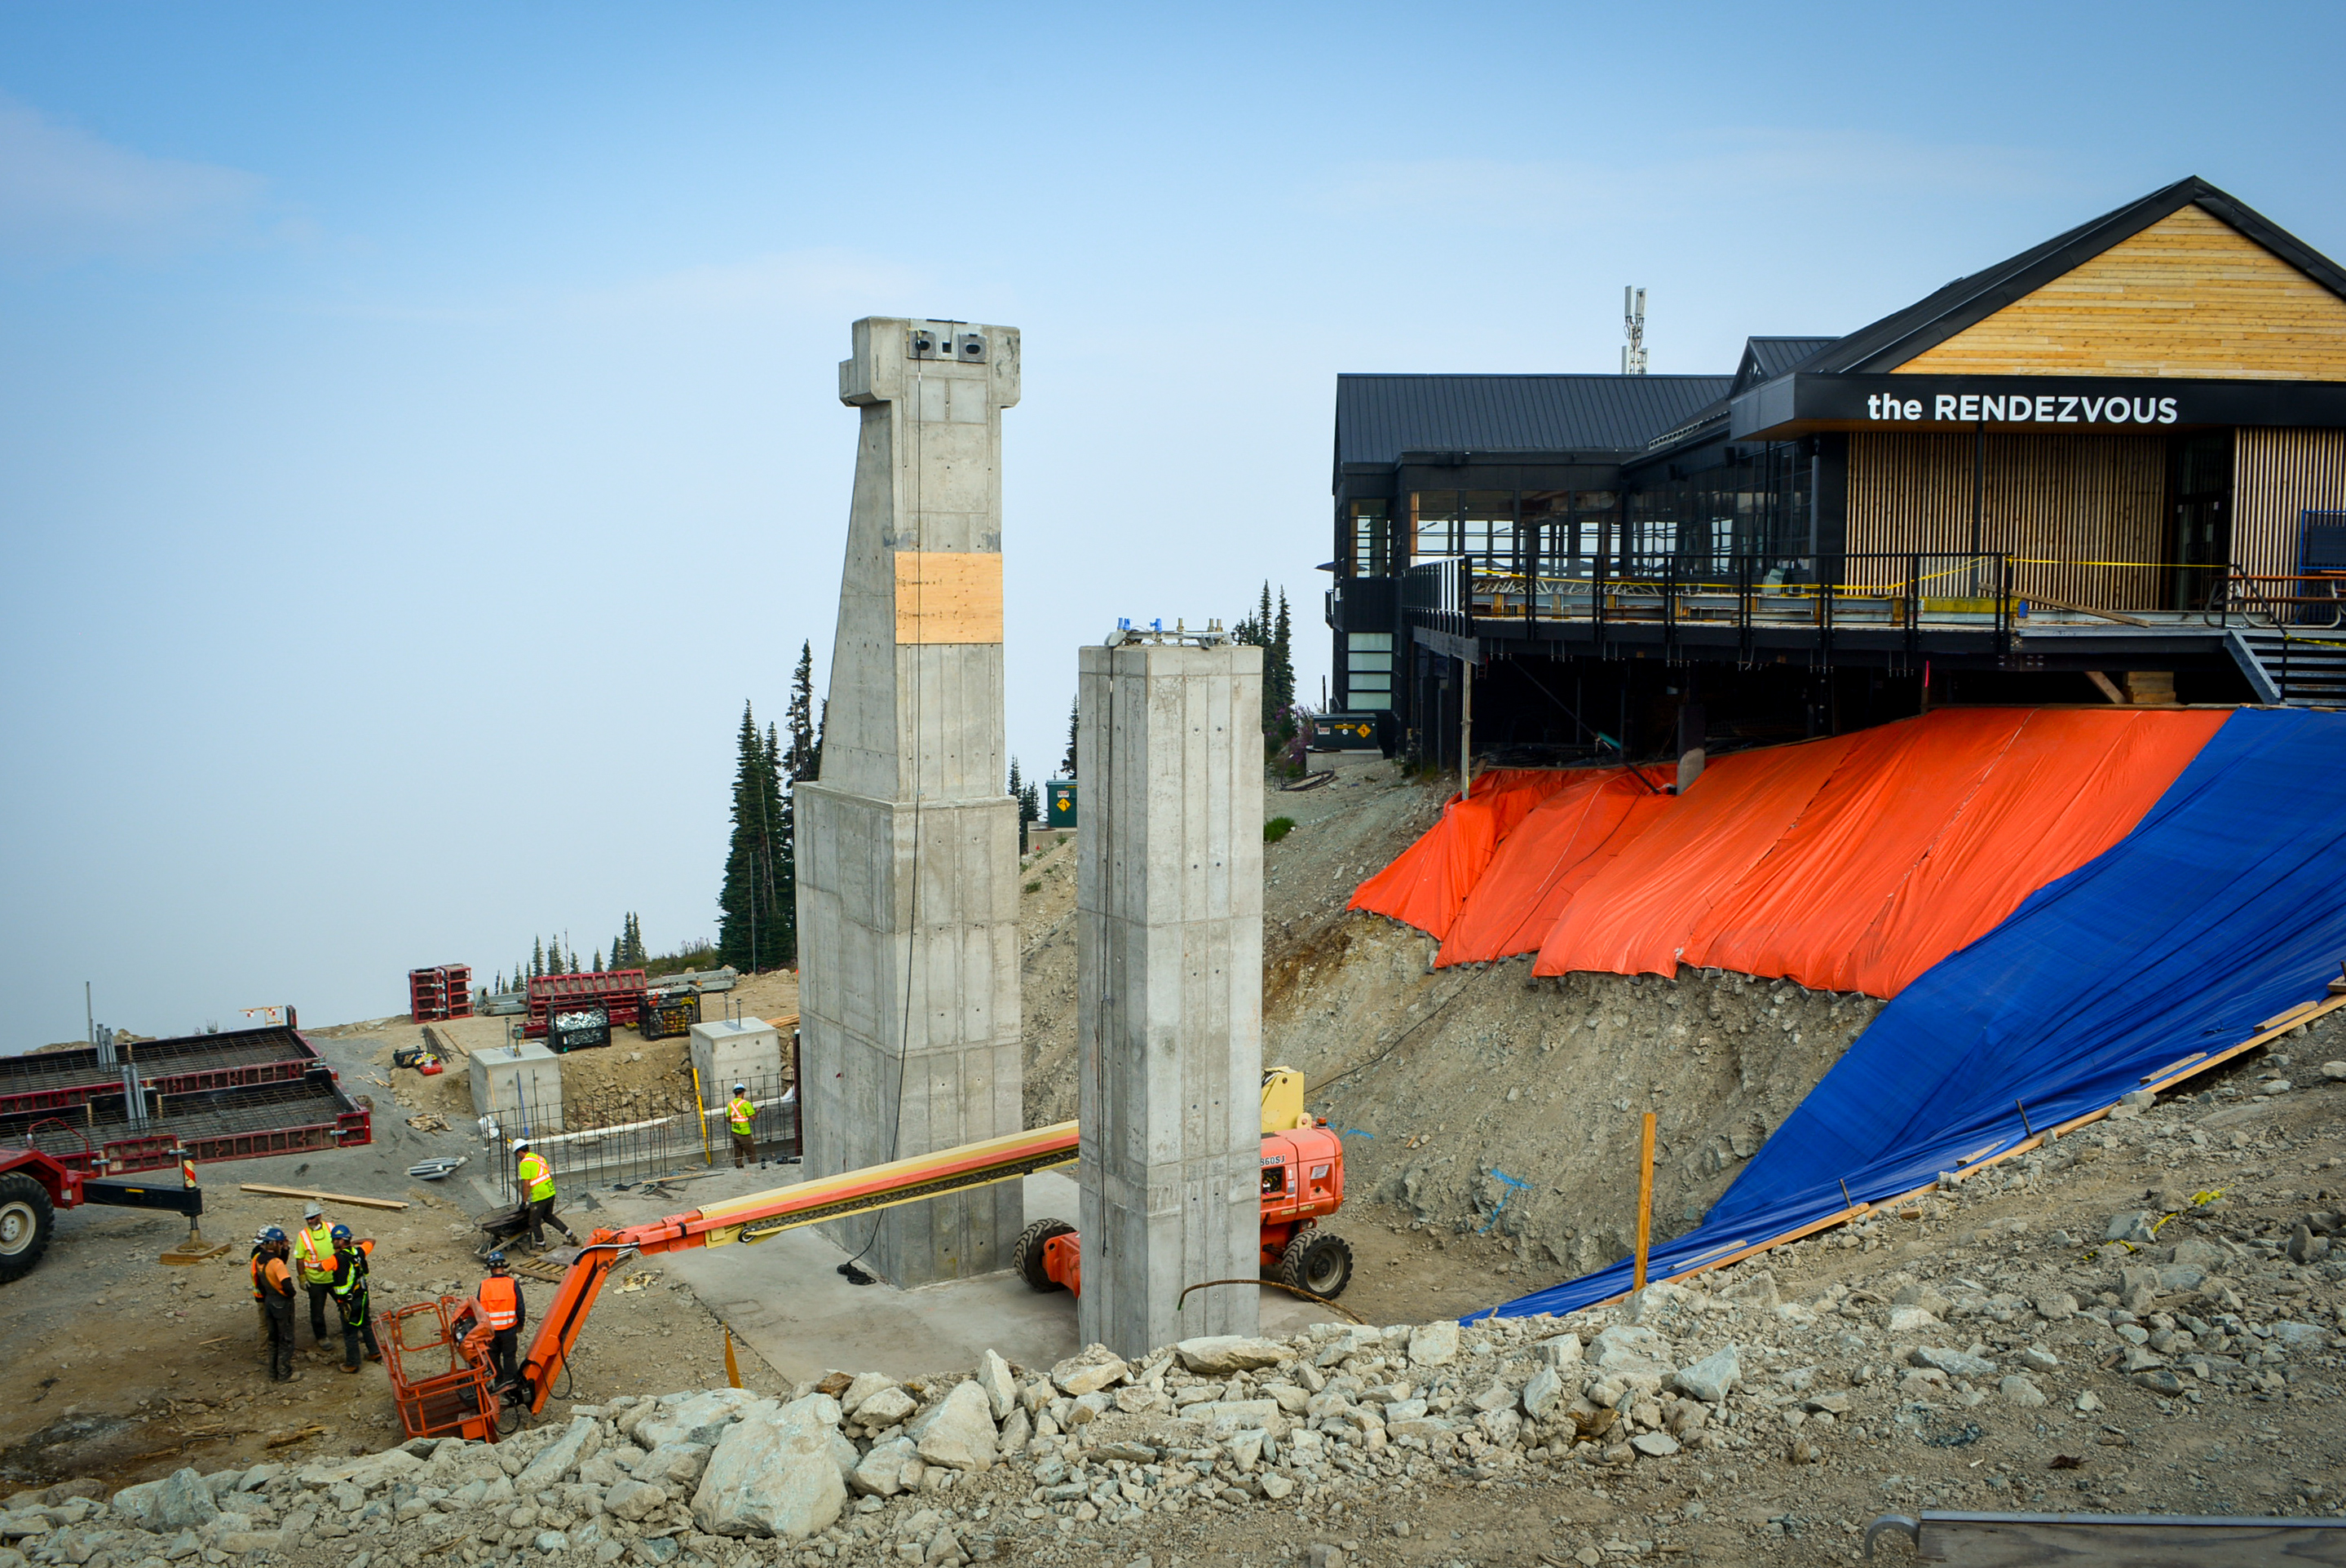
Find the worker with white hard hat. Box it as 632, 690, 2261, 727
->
512, 1137, 576, 1250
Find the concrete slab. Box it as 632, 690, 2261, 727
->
582, 1164, 1345, 1382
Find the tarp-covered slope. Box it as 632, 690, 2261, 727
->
1354, 707, 2224, 997
1487, 707, 2346, 1320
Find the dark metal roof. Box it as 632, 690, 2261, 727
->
1733, 337, 1837, 394
1799, 177, 2346, 375
1335, 373, 1734, 472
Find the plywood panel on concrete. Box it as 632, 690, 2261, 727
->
1897, 205, 2346, 379
893, 550, 1005, 645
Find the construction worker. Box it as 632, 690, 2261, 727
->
256, 1227, 298, 1382
727, 1084, 758, 1168
474, 1250, 527, 1392
512, 1139, 576, 1250
328, 1224, 381, 1374
291, 1201, 338, 1351
247, 1228, 274, 1364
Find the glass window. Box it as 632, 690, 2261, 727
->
1349, 633, 1392, 651
1463, 491, 1515, 560
1348, 500, 1391, 577
1411, 491, 1460, 559
1347, 651, 1393, 672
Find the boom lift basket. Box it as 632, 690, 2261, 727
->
382, 1296, 501, 1442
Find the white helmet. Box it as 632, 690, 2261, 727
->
733, 1084, 747, 1095
510, 1137, 531, 1154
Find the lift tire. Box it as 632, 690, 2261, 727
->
1014, 1218, 1076, 1292
0, 1171, 55, 1284
1278, 1227, 1353, 1301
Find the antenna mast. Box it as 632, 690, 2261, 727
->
1622, 285, 1648, 375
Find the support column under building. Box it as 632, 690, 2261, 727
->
797, 317, 1024, 1288
1075, 634, 1264, 1358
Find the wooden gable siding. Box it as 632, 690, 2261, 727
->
2233, 428, 2346, 581
1894, 205, 2346, 380
1846, 432, 2166, 609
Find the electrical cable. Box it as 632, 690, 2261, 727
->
839, 360, 926, 1284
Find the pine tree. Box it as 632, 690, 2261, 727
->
592, 947, 604, 973
1061, 695, 1080, 779
1019, 780, 1040, 824
785, 643, 817, 781
718, 700, 793, 974
1007, 756, 1023, 803
531, 937, 546, 980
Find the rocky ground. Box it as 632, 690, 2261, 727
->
4, 1045, 2339, 1568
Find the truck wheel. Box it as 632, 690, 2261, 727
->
1279, 1228, 1353, 1300
1014, 1219, 1075, 1292
0, 1172, 55, 1283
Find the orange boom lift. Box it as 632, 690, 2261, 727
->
423, 1070, 1350, 1423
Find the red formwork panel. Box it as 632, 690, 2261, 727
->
521, 970, 646, 1036
441, 964, 473, 1020
1, 1070, 372, 1176
0, 1025, 323, 1123
409, 967, 447, 1023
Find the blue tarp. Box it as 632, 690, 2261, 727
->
1482, 708, 2346, 1321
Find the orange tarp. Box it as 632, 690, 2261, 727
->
1358, 709, 2227, 997
1346, 769, 1570, 940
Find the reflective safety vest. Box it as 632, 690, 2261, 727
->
478, 1274, 520, 1331
294, 1221, 337, 1284
727, 1098, 755, 1137
518, 1152, 555, 1202
331, 1242, 373, 1326
250, 1251, 266, 1301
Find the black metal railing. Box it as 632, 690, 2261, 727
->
1403, 553, 2015, 662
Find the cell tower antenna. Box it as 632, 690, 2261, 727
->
1622, 285, 1648, 375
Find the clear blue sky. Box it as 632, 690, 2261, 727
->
4, 2, 2341, 1043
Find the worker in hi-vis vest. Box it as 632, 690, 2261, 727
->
328, 1224, 381, 1373
727, 1084, 758, 1168
291, 1202, 338, 1350
472, 1250, 527, 1392
512, 1138, 576, 1250
256, 1227, 298, 1383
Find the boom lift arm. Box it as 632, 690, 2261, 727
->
478, 1122, 1080, 1413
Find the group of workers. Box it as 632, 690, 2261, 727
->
245, 1201, 378, 1381
235, 1089, 764, 1399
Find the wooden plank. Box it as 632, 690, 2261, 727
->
237, 1183, 409, 1212
1895, 206, 2346, 379
893, 550, 1003, 644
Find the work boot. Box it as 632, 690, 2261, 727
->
339, 1363, 360, 1376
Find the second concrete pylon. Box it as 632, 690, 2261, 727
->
1076, 632, 1265, 1358
797, 317, 1024, 1288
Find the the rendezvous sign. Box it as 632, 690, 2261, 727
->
1729, 372, 2346, 441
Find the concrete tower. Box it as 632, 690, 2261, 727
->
797, 317, 1024, 1288
1075, 631, 1265, 1358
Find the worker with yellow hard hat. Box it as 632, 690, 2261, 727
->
727, 1084, 758, 1168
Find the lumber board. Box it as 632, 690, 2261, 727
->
1915, 1513, 2346, 1566
237, 1183, 409, 1212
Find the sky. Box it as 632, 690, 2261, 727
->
4, 2, 2344, 1043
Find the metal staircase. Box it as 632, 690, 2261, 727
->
2226, 626, 2346, 706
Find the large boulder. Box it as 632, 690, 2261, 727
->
1911, 1346, 1997, 1379
109, 1471, 218, 1533
1671, 1346, 1742, 1405
633, 1443, 712, 1487
634, 1389, 771, 1451
604, 1481, 669, 1522
1520, 1366, 1565, 1420
691, 1402, 845, 1541
852, 1386, 917, 1429
1406, 1322, 1458, 1367
1050, 1345, 1129, 1398
515, 1416, 603, 1492
850, 1437, 924, 1498
1588, 1325, 1672, 1378
294, 1450, 426, 1493
838, 1373, 899, 1418
1182, 1399, 1287, 1438
974, 1351, 1017, 1421
909, 1382, 997, 1473
1174, 1336, 1290, 1376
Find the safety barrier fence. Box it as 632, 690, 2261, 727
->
482, 1063, 800, 1205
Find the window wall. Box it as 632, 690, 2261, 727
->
1403, 488, 1618, 572
1346, 500, 1394, 578
1343, 632, 1394, 709
1625, 443, 1813, 581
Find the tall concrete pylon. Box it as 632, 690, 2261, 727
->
797, 317, 1024, 1288
1075, 631, 1265, 1357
